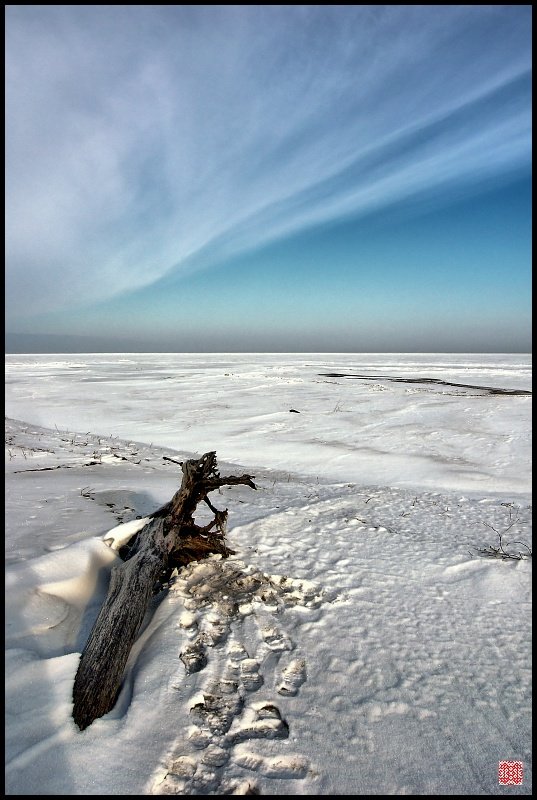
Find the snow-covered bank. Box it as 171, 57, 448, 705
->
5, 354, 532, 794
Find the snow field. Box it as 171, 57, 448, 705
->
5, 354, 532, 794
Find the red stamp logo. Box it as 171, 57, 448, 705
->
498, 761, 523, 785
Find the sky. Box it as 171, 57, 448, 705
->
5, 4, 532, 353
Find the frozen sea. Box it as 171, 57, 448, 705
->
5, 352, 532, 493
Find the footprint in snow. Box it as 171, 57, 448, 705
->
151, 555, 325, 794
277, 658, 307, 696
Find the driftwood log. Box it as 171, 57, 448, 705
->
72, 451, 256, 731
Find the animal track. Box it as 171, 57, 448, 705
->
152, 555, 326, 794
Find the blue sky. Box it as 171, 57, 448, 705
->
5, 5, 532, 352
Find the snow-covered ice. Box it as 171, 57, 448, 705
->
5, 353, 532, 794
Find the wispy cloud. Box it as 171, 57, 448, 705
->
6, 5, 531, 321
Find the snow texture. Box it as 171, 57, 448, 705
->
5, 353, 532, 795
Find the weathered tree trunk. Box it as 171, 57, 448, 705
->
72, 451, 255, 731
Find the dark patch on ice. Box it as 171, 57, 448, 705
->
318, 373, 531, 396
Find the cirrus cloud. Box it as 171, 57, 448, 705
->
5, 5, 531, 322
